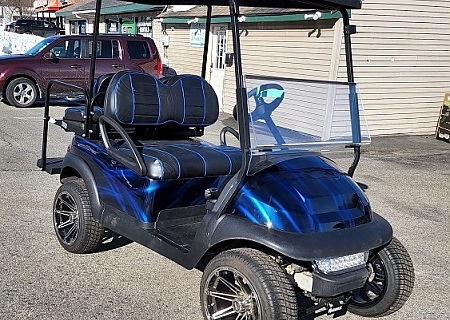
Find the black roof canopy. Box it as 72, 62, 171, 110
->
117, 0, 362, 10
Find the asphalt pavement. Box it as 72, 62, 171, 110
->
0, 103, 449, 319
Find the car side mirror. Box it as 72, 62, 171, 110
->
43, 52, 56, 60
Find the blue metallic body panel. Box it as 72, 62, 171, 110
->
70, 137, 370, 235
232, 156, 372, 233
70, 136, 231, 223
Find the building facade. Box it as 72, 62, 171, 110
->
154, 2, 450, 136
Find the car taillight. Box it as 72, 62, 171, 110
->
155, 59, 162, 78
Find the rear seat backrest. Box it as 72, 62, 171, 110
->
103, 71, 219, 127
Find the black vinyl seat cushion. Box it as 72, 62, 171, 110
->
102, 71, 241, 179
62, 73, 115, 125
120, 141, 242, 180
103, 71, 219, 126
64, 106, 103, 123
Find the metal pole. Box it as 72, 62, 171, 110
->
85, 0, 102, 138
201, 5, 212, 79
341, 8, 361, 177
209, 0, 251, 215
229, 0, 251, 155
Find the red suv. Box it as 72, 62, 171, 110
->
0, 34, 162, 107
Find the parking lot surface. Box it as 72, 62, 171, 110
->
0, 103, 448, 319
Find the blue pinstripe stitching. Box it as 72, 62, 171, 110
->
180, 79, 186, 124
144, 146, 181, 179
112, 74, 122, 122
128, 73, 135, 124
113, 73, 215, 126
200, 79, 206, 125
168, 144, 207, 176
200, 145, 233, 175
155, 77, 161, 123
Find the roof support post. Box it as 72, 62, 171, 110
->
209, 0, 251, 216
340, 8, 361, 177
85, 0, 102, 138
201, 5, 212, 78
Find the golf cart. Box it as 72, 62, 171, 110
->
38, 0, 415, 318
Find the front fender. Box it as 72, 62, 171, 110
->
209, 212, 392, 261
232, 155, 373, 234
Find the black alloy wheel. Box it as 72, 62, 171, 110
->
53, 179, 104, 254
200, 248, 298, 320
348, 237, 415, 317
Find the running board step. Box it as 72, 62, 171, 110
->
37, 157, 64, 174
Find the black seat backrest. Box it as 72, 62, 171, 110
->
103, 71, 219, 127
92, 73, 115, 107
93, 73, 115, 94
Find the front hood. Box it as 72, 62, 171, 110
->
232, 155, 372, 234
0, 54, 29, 61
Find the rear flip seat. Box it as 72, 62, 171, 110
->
102, 71, 242, 180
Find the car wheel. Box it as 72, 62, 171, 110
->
5, 77, 38, 108
348, 237, 415, 317
200, 248, 298, 320
53, 179, 104, 254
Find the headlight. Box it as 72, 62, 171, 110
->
314, 252, 368, 275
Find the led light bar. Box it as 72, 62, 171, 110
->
314, 252, 367, 275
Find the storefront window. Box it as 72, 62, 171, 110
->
70, 20, 86, 34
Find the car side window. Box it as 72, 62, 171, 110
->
127, 40, 151, 59
50, 40, 81, 58
112, 41, 119, 58
88, 40, 119, 59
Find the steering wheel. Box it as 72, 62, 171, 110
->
248, 83, 285, 121
220, 126, 239, 145
248, 83, 285, 145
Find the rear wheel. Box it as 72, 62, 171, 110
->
200, 248, 298, 320
348, 237, 415, 317
6, 77, 38, 108
53, 179, 104, 254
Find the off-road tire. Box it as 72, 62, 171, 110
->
53, 179, 104, 254
200, 248, 298, 320
5, 77, 38, 108
348, 237, 415, 317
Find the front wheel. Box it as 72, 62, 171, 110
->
348, 237, 415, 317
53, 179, 104, 254
200, 248, 298, 320
5, 77, 38, 108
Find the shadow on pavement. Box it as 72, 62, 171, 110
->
96, 229, 133, 253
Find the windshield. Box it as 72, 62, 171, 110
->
23, 37, 55, 56
245, 75, 370, 153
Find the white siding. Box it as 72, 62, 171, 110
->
338, 0, 450, 135
222, 20, 337, 114
154, 23, 204, 75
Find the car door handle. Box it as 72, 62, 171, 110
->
70, 64, 82, 68
111, 64, 123, 68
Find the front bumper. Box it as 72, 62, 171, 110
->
311, 267, 368, 297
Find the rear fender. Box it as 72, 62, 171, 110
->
60, 152, 102, 221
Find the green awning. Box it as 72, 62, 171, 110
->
161, 10, 345, 24
100, 4, 163, 14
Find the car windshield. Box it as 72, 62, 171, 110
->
23, 37, 55, 56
